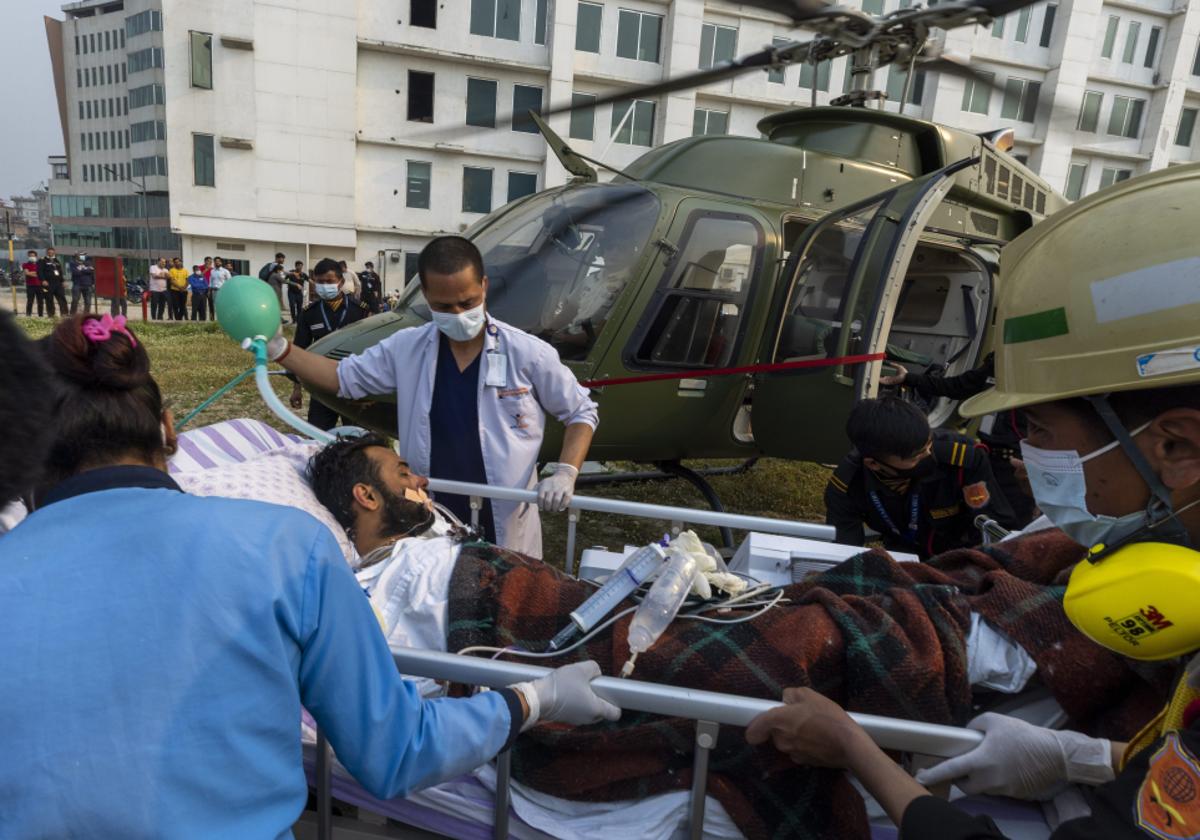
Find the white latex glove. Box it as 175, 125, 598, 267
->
241, 328, 289, 362
535, 463, 578, 512
915, 713, 1114, 800
513, 660, 621, 731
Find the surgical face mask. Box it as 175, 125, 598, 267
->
1019, 422, 1153, 550
315, 283, 340, 300
431, 303, 486, 342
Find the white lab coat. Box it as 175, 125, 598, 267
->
336, 317, 599, 557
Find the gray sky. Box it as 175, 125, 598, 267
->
1, 0, 70, 199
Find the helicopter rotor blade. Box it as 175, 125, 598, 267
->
529, 42, 810, 124
727, 0, 836, 24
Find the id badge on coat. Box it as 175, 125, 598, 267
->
485, 351, 508, 388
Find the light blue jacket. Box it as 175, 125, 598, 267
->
0, 466, 520, 839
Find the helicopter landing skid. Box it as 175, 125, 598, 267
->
653, 460, 736, 551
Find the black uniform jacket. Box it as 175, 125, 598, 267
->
903, 354, 1024, 454
901, 717, 1200, 839
824, 429, 1018, 559
293, 296, 372, 350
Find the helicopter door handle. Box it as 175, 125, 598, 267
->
677, 378, 707, 397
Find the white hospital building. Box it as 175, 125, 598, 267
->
44, 0, 1200, 287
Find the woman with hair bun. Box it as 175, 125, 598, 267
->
0, 315, 617, 837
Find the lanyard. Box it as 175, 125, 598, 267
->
319, 301, 348, 333
868, 489, 920, 544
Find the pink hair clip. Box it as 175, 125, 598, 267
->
81, 314, 138, 348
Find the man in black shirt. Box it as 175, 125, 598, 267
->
744, 168, 1200, 840
38, 247, 67, 316
824, 397, 1017, 559
288, 258, 372, 431
358, 261, 383, 313
285, 260, 308, 325
882, 353, 1034, 525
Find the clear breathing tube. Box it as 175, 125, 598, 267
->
248, 337, 361, 443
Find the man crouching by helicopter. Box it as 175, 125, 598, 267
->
747, 164, 1200, 839
268, 235, 598, 559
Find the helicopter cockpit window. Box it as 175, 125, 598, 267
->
774, 201, 882, 362
634, 213, 762, 369
400, 183, 661, 362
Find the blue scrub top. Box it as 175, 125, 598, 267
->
429, 334, 496, 541
0, 465, 521, 839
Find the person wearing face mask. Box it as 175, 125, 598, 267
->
743, 164, 1200, 840
824, 396, 1017, 560
288, 257, 373, 431
269, 236, 598, 558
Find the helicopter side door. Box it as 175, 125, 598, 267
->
592, 200, 774, 461
752, 157, 979, 462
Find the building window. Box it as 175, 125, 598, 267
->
1176, 107, 1198, 147
799, 60, 831, 91
991, 16, 1004, 38
1101, 15, 1120, 59
1039, 4, 1056, 47
1077, 90, 1102, 132
862, 0, 883, 13
78, 101, 84, 119
130, 83, 165, 109
1000, 77, 1040, 122
406, 161, 432, 208
190, 32, 213, 89
535, 0, 547, 44
132, 155, 168, 177
1145, 26, 1161, 69
693, 108, 728, 136
128, 46, 164, 74
569, 92, 596, 140
75, 35, 79, 55
886, 66, 925, 106
131, 120, 166, 143
512, 84, 543, 133
611, 99, 655, 146
1122, 21, 1141, 64
1194, 41, 1200, 76
89, 33, 95, 52
107, 65, 114, 84
91, 67, 98, 86
470, 0, 521, 41
77, 68, 82, 88
121, 63, 126, 83
462, 167, 493, 213
411, 0, 437, 28
616, 9, 662, 62
1014, 6, 1031, 42
576, 2, 603, 52
104, 31, 111, 51
508, 171, 538, 202
86, 100, 92, 119
1099, 167, 1132, 189
767, 37, 788, 84
407, 70, 435, 122
699, 23, 738, 69
961, 71, 993, 114
193, 134, 215, 187
466, 78, 497, 128
1107, 95, 1145, 138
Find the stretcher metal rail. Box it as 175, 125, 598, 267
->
424, 477, 837, 575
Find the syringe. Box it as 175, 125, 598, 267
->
547, 543, 667, 651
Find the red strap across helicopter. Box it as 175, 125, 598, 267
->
578, 352, 886, 389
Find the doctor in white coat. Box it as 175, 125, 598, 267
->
271, 237, 598, 557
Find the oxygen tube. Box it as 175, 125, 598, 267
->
212, 274, 364, 443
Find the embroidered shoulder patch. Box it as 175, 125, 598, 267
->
1136, 731, 1200, 840
962, 481, 991, 510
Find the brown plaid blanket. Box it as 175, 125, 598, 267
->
446, 530, 1175, 839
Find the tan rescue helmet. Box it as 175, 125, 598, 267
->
961, 162, 1200, 419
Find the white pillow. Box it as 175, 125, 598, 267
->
174, 442, 358, 567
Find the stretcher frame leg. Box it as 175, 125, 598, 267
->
689, 720, 719, 840
493, 750, 513, 840
470, 495, 482, 531
565, 509, 580, 576
316, 728, 333, 840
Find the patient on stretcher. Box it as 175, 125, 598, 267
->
171, 423, 1177, 838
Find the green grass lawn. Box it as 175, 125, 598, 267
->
16, 317, 832, 564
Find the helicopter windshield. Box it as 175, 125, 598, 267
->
403, 183, 661, 361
